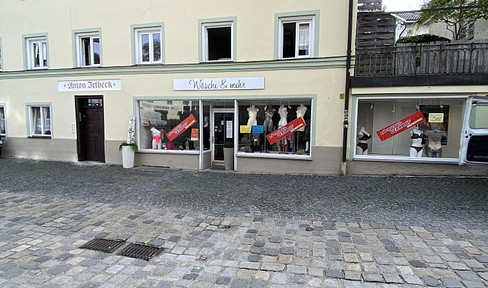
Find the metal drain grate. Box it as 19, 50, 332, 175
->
80, 238, 126, 253
117, 243, 163, 261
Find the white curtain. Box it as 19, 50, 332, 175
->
298, 23, 310, 55
32, 107, 41, 134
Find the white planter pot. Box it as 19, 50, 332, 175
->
223, 147, 234, 170
121, 146, 135, 168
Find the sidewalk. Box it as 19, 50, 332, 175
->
0, 158, 487, 287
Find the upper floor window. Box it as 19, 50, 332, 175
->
24, 36, 48, 69
28, 105, 51, 137
135, 27, 162, 64
201, 21, 234, 62
279, 16, 315, 59
75, 32, 101, 67
0, 106, 5, 135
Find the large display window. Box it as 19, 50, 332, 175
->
237, 99, 311, 156
138, 100, 204, 151
355, 97, 464, 160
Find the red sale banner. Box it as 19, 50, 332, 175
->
376, 111, 426, 142
267, 117, 306, 145
166, 114, 197, 142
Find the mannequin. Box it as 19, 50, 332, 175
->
356, 127, 371, 155
296, 104, 307, 132
151, 126, 162, 149
410, 126, 423, 157
263, 106, 275, 133
278, 105, 288, 128
247, 105, 259, 126
425, 123, 446, 158
278, 105, 291, 152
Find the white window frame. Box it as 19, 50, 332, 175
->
135, 27, 162, 65
28, 104, 52, 137
75, 32, 101, 67
26, 37, 48, 69
202, 21, 234, 63
0, 105, 6, 136
278, 16, 315, 59
0, 37, 3, 71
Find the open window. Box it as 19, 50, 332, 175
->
460, 96, 488, 164
279, 16, 315, 59
75, 32, 101, 67
24, 36, 48, 69
202, 22, 233, 62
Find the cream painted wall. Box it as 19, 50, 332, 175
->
0, 0, 349, 69
0, 67, 346, 145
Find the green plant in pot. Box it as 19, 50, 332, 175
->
223, 141, 234, 170
119, 142, 138, 152
224, 141, 233, 148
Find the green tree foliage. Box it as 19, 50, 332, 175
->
418, 0, 488, 40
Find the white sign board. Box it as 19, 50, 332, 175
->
58, 79, 121, 91
174, 77, 264, 91
226, 121, 233, 138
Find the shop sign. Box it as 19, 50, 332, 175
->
173, 77, 264, 91
252, 125, 264, 134
240, 125, 252, 133
226, 121, 233, 138
428, 113, 444, 123
191, 128, 199, 141
267, 117, 306, 145
58, 79, 121, 91
376, 111, 426, 142
166, 114, 197, 142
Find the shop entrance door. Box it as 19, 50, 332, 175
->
212, 110, 234, 163
75, 96, 105, 162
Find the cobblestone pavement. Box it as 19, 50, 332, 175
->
0, 158, 487, 287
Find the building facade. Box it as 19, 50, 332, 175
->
350, 10, 488, 176
0, 0, 353, 174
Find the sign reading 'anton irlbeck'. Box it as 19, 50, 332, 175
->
173, 77, 264, 91
58, 79, 121, 91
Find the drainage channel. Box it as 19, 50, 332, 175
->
80, 238, 163, 261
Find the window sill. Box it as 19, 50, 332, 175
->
353, 155, 459, 164
138, 149, 200, 155
237, 151, 311, 160
28, 135, 52, 139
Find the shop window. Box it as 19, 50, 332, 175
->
0, 37, 2, 71
202, 21, 233, 62
25, 36, 48, 69
237, 100, 311, 156
279, 16, 315, 59
138, 100, 203, 151
28, 105, 51, 137
0, 106, 5, 135
135, 27, 162, 64
75, 32, 101, 67
356, 98, 464, 159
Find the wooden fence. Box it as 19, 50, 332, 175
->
355, 40, 488, 76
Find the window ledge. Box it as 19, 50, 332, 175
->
237, 151, 311, 160
28, 135, 52, 139
138, 149, 199, 155
353, 155, 459, 164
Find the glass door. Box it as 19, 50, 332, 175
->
212, 110, 234, 162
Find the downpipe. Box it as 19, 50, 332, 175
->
341, 0, 355, 175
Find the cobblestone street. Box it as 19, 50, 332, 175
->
0, 158, 487, 287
